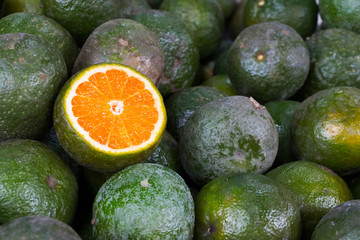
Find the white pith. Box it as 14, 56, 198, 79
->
64, 64, 165, 154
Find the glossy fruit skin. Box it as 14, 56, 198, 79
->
180, 96, 278, 186
267, 161, 353, 238
0, 139, 78, 225
131, 10, 199, 97
201, 75, 237, 96
0, 33, 67, 142
311, 200, 360, 240
41, 0, 123, 45
0, 12, 79, 74
160, 0, 224, 59
0, 215, 81, 240
165, 86, 227, 140
299, 28, 360, 99
319, 0, 360, 34
92, 163, 195, 240
72, 18, 165, 84
227, 22, 310, 103
53, 63, 166, 173
291, 86, 360, 174
243, 0, 318, 38
195, 173, 301, 240
146, 130, 184, 175
264, 100, 300, 167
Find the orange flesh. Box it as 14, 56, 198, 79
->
71, 69, 158, 149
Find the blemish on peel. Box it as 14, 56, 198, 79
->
141, 179, 151, 187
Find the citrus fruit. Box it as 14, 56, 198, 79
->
165, 86, 227, 140
229, 0, 248, 39
227, 22, 310, 103
131, 10, 199, 97
41, 0, 123, 45
267, 161, 353, 238
0, 215, 82, 240
319, 0, 360, 34
299, 28, 360, 99
242, 0, 318, 38
0, 12, 79, 74
72, 18, 165, 84
201, 74, 237, 96
146, 130, 183, 175
180, 96, 278, 186
160, 0, 225, 59
213, 48, 229, 76
92, 163, 195, 240
264, 100, 300, 167
0, 0, 43, 16
83, 168, 113, 197
0, 32, 67, 142
216, 0, 236, 19
348, 174, 360, 199
195, 173, 301, 239
0, 139, 78, 225
311, 200, 360, 240
53, 63, 167, 173
291, 86, 360, 174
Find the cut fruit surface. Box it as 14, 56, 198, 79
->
54, 63, 167, 172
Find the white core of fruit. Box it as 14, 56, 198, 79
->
109, 100, 124, 115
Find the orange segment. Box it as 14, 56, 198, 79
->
70, 66, 164, 150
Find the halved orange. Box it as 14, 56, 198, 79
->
53, 63, 167, 173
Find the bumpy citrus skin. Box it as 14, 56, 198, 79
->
0, 139, 78, 225
227, 22, 310, 103
201, 74, 237, 96
131, 10, 199, 97
72, 18, 165, 84
160, 0, 224, 59
243, 0, 318, 38
195, 173, 301, 240
291, 86, 360, 174
0, 215, 81, 240
264, 100, 300, 167
267, 161, 353, 238
299, 28, 360, 99
54, 63, 167, 173
319, 0, 360, 34
0, 33, 67, 142
92, 163, 195, 240
41, 0, 123, 45
180, 96, 278, 186
165, 86, 227, 140
311, 200, 360, 240
0, 12, 78, 75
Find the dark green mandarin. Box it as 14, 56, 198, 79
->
0, 139, 78, 225
131, 10, 199, 97
311, 200, 360, 240
299, 28, 360, 99
195, 173, 301, 239
0, 33, 67, 141
201, 75, 237, 96
165, 86, 227, 140
267, 161, 353, 238
72, 18, 164, 84
227, 22, 310, 103
93, 163, 194, 240
0, 216, 81, 240
180, 96, 278, 186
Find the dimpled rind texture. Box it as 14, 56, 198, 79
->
93, 163, 195, 240
0, 215, 81, 240
131, 10, 199, 97
227, 22, 310, 103
195, 173, 301, 239
0, 12, 79, 72
72, 18, 165, 84
311, 200, 360, 240
180, 95, 279, 186
0, 33, 67, 142
0, 139, 78, 225
291, 86, 360, 173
